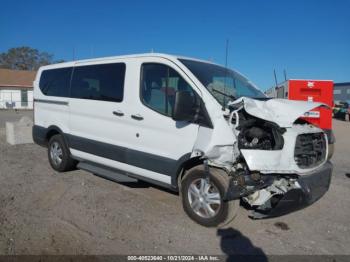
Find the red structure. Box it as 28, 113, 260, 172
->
288, 80, 333, 130
265, 79, 334, 130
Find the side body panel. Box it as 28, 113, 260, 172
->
33, 62, 75, 135
68, 57, 201, 186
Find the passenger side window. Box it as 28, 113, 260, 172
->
39, 67, 72, 97
141, 63, 196, 116
71, 63, 125, 102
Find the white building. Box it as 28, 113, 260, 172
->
0, 68, 36, 109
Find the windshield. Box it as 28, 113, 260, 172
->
179, 59, 265, 106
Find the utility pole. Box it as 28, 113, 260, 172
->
223, 38, 229, 109
284, 69, 287, 82
72, 47, 76, 61
90, 45, 94, 58
225, 39, 229, 69
273, 69, 278, 87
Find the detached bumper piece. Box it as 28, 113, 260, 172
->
250, 161, 333, 219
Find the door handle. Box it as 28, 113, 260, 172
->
131, 114, 144, 121
113, 110, 124, 116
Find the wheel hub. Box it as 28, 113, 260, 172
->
50, 142, 63, 166
187, 178, 221, 219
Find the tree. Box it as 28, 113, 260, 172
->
0, 47, 63, 71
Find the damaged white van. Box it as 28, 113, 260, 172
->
33, 53, 333, 227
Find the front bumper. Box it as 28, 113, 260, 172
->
250, 161, 333, 219
324, 129, 335, 159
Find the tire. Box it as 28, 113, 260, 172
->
181, 166, 239, 227
48, 134, 76, 172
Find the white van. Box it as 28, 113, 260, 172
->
33, 53, 333, 227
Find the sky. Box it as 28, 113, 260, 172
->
0, 0, 349, 90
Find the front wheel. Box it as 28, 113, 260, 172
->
181, 166, 239, 227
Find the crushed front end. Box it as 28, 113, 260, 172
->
225, 161, 332, 219
200, 97, 333, 219
246, 161, 332, 218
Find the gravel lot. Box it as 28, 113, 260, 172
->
0, 110, 349, 255
0, 110, 33, 127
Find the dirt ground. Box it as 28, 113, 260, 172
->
0, 110, 349, 255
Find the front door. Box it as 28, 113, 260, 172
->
123, 60, 201, 185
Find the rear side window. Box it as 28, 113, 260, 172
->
39, 67, 72, 97
71, 63, 125, 102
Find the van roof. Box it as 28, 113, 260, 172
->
39, 53, 217, 70
38, 53, 257, 90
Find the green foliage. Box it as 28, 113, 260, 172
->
0, 46, 64, 71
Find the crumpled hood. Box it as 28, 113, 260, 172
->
229, 97, 328, 128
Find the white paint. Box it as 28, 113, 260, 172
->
307, 81, 314, 88
245, 189, 272, 206
68, 58, 199, 164
228, 97, 327, 128
240, 124, 328, 174
192, 117, 239, 168
33, 53, 330, 188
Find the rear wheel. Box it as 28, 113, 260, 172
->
181, 166, 239, 227
48, 134, 76, 172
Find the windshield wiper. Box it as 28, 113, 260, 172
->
211, 88, 236, 101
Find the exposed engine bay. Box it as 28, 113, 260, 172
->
232, 105, 285, 151
197, 97, 330, 218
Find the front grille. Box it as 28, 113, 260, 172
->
294, 132, 326, 169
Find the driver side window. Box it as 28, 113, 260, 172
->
141, 63, 195, 117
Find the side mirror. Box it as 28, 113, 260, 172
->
172, 91, 196, 121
